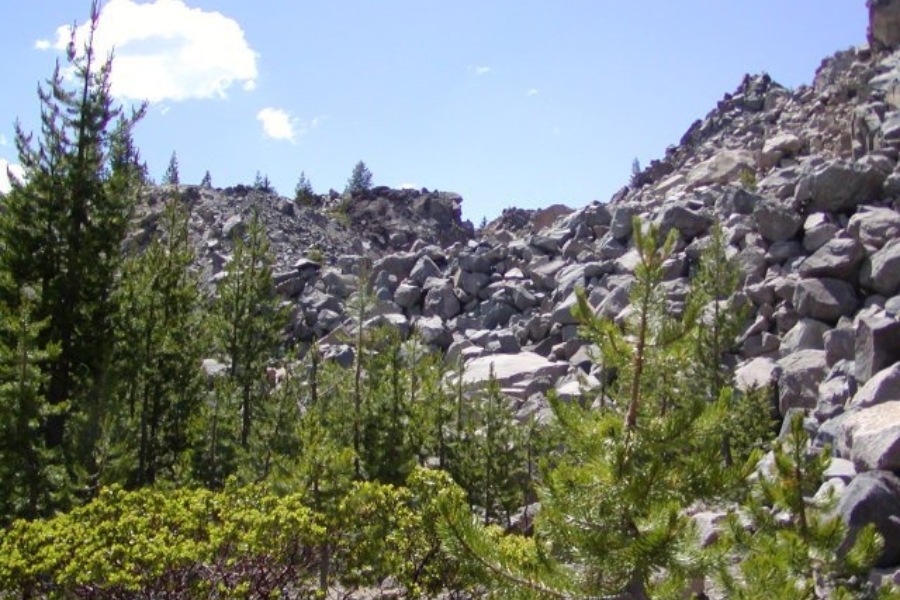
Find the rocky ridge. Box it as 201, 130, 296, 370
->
129, 0, 900, 581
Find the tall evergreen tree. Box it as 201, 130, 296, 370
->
294, 171, 315, 205
345, 160, 373, 194
0, 287, 65, 522
200, 170, 213, 189
212, 210, 287, 449
0, 2, 145, 496
104, 196, 207, 487
162, 151, 179, 186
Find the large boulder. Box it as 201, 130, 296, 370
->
847, 206, 900, 249
869, 0, 900, 51
838, 402, 900, 471
793, 278, 859, 324
803, 159, 885, 213
776, 350, 828, 415
798, 237, 865, 280
850, 362, 900, 409
856, 310, 900, 382
462, 352, 570, 396
861, 238, 900, 296
754, 200, 804, 243
686, 150, 755, 187
838, 470, 900, 567
656, 203, 711, 240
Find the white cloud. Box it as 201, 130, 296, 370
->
36, 0, 258, 102
468, 65, 492, 76
0, 135, 8, 146
0, 160, 25, 194
257, 108, 297, 143
527, 88, 539, 97
399, 182, 418, 190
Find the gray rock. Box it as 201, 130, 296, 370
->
815, 374, 856, 422
454, 269, 490, 297
415, 315, 452, 350
656, 203, 711, 239
760, 133, 803, 169
482, 301, 518, 330
824, 327, 856, 367
742, 333, 780, 358
686, 150, 755, 187
530, 259, 567, 291
798, 237, 865, 280
394, 282, 422, 309
462, 352, 570, 396
840, 403, 900, 473
512, 285, 540, 312
556, 264, 586, 298
861, 238, 900, 296
780, 318, 831, 356
804, 159, 885, 213
777, 350, 828, 415
869, 0, 900, 51
372, 252, 418, 284
802, 213, 841, 253
735, 357, 782, 392
410, 256, 442, 285
754, 200, 804, 243
850, 363, 900, 409
551, 292, 581, 327
423, 280, 461, 320
222, 214, 244, 238
856, 310, 900, 382
824, 458, 858, 483
848, 206, 900, 250
793, 278, 859, 324
609, 206, 636, 240
364, 313, 411, 339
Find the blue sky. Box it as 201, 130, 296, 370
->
0, 1, 867, 225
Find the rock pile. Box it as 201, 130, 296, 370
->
131, 0, 900, 577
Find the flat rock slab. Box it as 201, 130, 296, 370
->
838, 401, 900, 472
463, 352, 570, 390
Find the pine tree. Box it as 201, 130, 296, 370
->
345, 160, 373, 194
0, 287, 65, 522
0, 2, 146, 497
162, 151, 179, 186
104, 196, 207, 487
716, 414, 888, 600
294, 171, 315, 205
440, 218, 743, 600
212, 210, 287, 449
200, 170, 213, 189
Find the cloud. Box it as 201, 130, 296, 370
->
0, 160, 25, 194
399, 182, 418, 190
0, 135, 8, 147
36, 0, 258, 102
257, 108, 297, 143
468, 65, 492, 76
527, 88, 539, 97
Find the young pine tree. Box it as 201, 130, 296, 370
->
162, 151, 180, 186
104, 196, 207, 487
440, 217, 743, 600
295, 171, 315, 205
212, 210, 287, 450
0, 2, 146, 497
345, 160, 373, 194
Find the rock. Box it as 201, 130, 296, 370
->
760, 133, 803, 170
415, 315, 452, 350
222, 215, 244, 238
839, 402, 900, 471
754, 200, 803, 243
777, 350, 828, 415
802, 213, 840, 253
410, 256, 442, 285
454, 269, 490, 297
816, 374, 856, 421
798, 237, 865, 280
365, 313, 411, 339
609, 206, 637, 240
824, 327, 856, 367
840, 469, 900, 567
462, 352, 570, 395
394, 282, 422, 309
861, 238, 900, 296
780, 318, 831, 355
551, 292, 581, 326
850, 363, 900, 409
804, 159, 885, 213
530, 259, 567, 291
372, 252, 418, 284
824, 458, 858, 483
847, 206, 900, 250
735, 357, 781, 392
656, 203, 711, 239
685, 150, 755, 187
869, 0, 900, 51
793, 278, 859, 324
423, 280, 461, 320
856, 310, 900, 382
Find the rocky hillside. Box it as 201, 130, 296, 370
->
129, 0, 900, 580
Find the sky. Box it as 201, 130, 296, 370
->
0, 1, 868, 225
